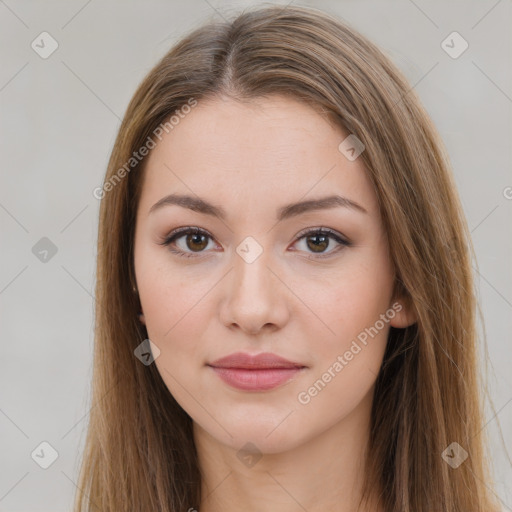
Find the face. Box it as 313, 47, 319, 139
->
133, 94, 414, 454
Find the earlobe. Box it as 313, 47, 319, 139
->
389, 300, 417, 329
138, 312, 146, 325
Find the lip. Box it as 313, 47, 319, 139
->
207, 352, 307, 391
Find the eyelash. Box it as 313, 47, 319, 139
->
158, 226, 352, 260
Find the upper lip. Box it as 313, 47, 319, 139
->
208, 352, 306, 370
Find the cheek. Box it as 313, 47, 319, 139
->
135, 251, 222, 402
135, 245, 216, 339
140, 269, 213, 405
290, 267, 394, 436
141, 288, 214, 379
293, 249, 394, 359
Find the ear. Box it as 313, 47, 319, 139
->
133, 283, 146, 325
389, 290, 417, 329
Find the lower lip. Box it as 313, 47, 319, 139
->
209, 366, 304, 391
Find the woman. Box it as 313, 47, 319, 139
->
75, 5, 501, 511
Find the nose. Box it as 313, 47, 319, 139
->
219, 242, 290, 336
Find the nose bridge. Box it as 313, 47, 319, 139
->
232, 235, 274, 302
220, 234, 288, 332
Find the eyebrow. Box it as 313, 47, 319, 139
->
149, 193, 368, 221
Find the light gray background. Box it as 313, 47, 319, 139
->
1, 1, 511, 510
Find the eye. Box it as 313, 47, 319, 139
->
158, 226, 351, 259
158, 227, 217, 259
293, 227, 351, 259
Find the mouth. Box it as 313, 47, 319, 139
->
207, 352, 307, 391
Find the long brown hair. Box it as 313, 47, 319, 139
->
74, 5, 501, 511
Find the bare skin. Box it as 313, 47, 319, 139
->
133, 94, 416, 512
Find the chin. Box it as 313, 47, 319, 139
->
202, 413, 308, 455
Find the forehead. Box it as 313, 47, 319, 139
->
148, 94, 344, 167
138, 94, 378, 219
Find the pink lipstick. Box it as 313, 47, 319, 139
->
207, 352, 306, 391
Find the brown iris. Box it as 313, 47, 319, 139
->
186, 233, 209, 252
306, 234, 329, 253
